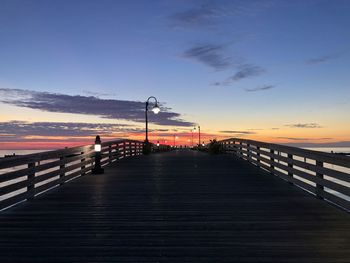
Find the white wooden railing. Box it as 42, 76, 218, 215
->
0, 139, 143, 211
220, 138, 350, 211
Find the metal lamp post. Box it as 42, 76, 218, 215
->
193, 126, 201, 147
191, 129, 193, 147
198, 126, 201, 147
143, 96, 160, 155
145, 96, 160, 143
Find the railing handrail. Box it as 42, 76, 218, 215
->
219, 138, 350, 211
220, 138, 350, 168
0, 139, 144, 169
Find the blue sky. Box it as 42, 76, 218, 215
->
0, 0, 349, 148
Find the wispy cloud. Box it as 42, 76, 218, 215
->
283, 141, 350, 148
169, 1, 276, 28
170, 4, 224, 27
232, 64, 265, 81
245, 85, 275, 92
212, 64, 265, 86
82, 90, 116, 97
183, 44, 232, 70
0, 89, 194, 127
219, 130, 256, 135
277, 137, 332, 141
286, 123, 323, 129
306, 54, 339, 65
0, 121, 140, 142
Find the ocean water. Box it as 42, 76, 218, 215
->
304, 147, 350, 154
0, 149, 48, 157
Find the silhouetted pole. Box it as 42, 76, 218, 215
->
191, 129, 193, 147
198, 126, 201, 147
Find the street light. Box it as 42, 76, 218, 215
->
193, 126, 201, 147
145, 96, 160, 143
173, 135, 178, 148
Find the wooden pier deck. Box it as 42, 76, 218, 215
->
0, 150, 349, 262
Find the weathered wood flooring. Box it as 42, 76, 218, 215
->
0, 150, 349, 262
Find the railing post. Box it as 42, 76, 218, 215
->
316, 161, 324, 199
109, 145, 112, 164
60, 156, 65, 186
256, 146, 260, 167
27, 162, 35, 200
270, 149, 275, 173
288, 154, 293, 184
123, 141, 127, 158
239, 142, 243, 158
81, 151, 86, 176
247, 143, 250, 161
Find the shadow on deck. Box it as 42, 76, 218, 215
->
0, 150, 349, 262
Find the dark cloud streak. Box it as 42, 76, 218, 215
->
286, 123, 323, 129
0, 89, 194, 127
219, 130, 256, 135
306, 54, 339, 65
232, 64, 265, 81
245, 85, 275, 92
0, 121, 136, 139
183, 44, 232, 70
170, 4, 222, 27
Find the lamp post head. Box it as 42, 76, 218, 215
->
152, 103, 160, 114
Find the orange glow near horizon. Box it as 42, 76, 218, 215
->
2, 128, 349, 150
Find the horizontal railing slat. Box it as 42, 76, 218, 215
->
0, 179, 29, 196
0, 167, 34, 183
